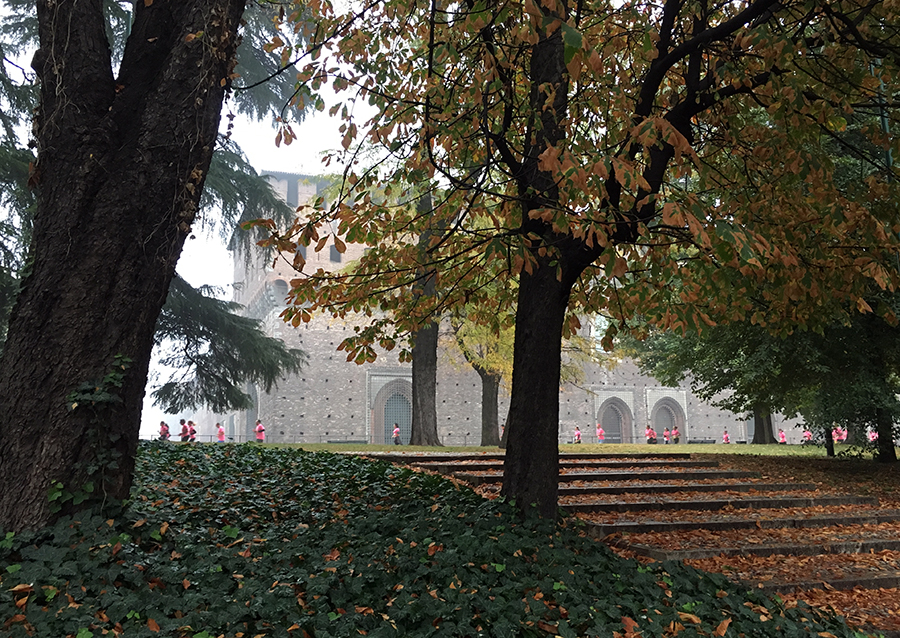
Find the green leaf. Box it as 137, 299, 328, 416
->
560, 23, 582, 64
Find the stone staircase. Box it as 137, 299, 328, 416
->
369, 451, 900, 634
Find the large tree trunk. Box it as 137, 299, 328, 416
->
824, 427, 835, 457
501, 263, 572, 518
475, 365, 501, 446
751, 407, 775, 444
410, 318, 441, 446
875, 407, 897, 463
0, 0, 246, 532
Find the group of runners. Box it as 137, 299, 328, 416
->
571, 424, 683, 444
158, 419, 266, 443
644, 426, 680, 444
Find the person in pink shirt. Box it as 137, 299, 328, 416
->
573, 426, 582, 444
663, 427, 670, 444
802, 429, 813, 443
869, 430, 879, 442
672, 426, 680, 444
216, 423, 226, 443
254, 419, 266, 442
179, 419, 189, 442
596, 425, 605, 444
645, 427, 657, 444
778, 428, 787, 444
722, 430, 730, 444
188, 421, 197, 443
392, 423, 401, 445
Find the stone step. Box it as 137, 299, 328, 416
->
561, 494, 877, 513
417, 459, 720, 473
625, 537, 900, 561
559, 482, 815, 496
755, 571, 900, 594
366, 451, 694, 464
456, 469, 760, 486
584, 509, 900, 536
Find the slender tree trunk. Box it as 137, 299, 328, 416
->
0, 0, 246, 532
825, 428, 835, 457
409, 193, 441, 446
410, 318, 441, 445
475, 365, 501, 446
751, 407, 775, 444
875, 407, 897, 463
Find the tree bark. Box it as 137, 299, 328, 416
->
824, 428, 835, 457
502, 263, 571, 518
875, 407, 897, 463
751, 408, 775, 444
475, 365, 501, 446
0, 0, 247, 532
410, 318, 441, 446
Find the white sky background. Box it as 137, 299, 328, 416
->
139, 107, 348, 438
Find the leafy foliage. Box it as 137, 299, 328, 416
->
623, 296, 900, 454
261, 0, 900, 353
0, 443, 867, 637
151, 276, 307, 413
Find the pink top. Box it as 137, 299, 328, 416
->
596, 427, 604, 441
778, 431, 786, 443
803, 430, 812, 441
217, 426, 225, 442
722, 432, 730, 443
255, 423, 265, 441
574, 430, 581, 442
393, 427, 400, 438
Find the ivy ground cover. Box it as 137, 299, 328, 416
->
0, 444, 877, 637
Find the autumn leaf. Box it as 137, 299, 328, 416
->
147, 618, 160, 632
714, 618, 732, 636
677, 612, 701, 624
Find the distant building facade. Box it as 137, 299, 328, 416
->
197, 172, 795, 445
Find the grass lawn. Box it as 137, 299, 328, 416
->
279, 441, 886, 458
0, 443, 881, 638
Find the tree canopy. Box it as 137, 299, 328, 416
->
255, 0, 900, 513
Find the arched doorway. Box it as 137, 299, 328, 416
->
650, 398, 686, 438
596, 398, 633, 444
373, 378, 413, 444
383, 393, 412, 444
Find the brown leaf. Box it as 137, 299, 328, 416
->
713, 618, 731, 636
536, 620, 558, 633
677, 612, 701, 624
147, 618, 160, 632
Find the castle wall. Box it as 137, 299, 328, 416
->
190, 172, 804, 446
